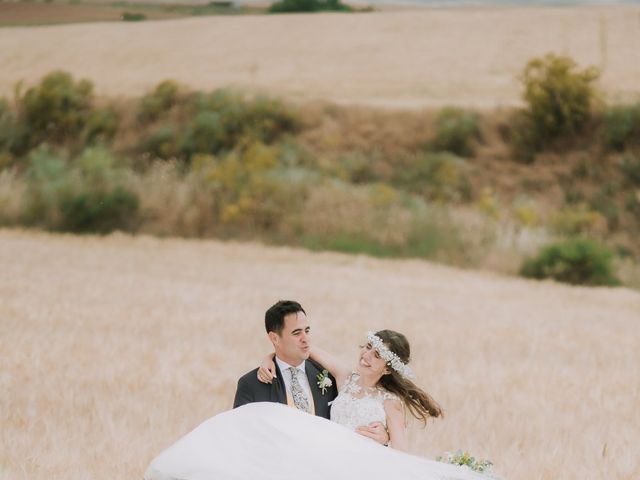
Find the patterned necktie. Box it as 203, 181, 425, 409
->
288, 367, 311, 413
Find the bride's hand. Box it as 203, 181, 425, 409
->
356, 422, 390, 446
257, 355, 277, 384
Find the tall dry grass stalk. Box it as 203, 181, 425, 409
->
129, 162, 217, 237
0, 168, 25, 224
1, 229, 639, 480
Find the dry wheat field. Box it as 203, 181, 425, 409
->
1, 228, 639, 480
0, 6, 639, 107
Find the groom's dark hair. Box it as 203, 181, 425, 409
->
265, 300, 306, 335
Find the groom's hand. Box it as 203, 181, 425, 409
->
356, 422, 389, 446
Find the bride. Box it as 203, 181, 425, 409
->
145, 304, 491, 480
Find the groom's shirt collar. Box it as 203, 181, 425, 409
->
275, 356, 306, 374
274, 356, 312, 402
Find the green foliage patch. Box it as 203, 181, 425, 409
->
428, 107, 480, 157
516, 53, 600, 152
520, 238, 620, 286
23, 146, 138, 233
602, 103, 640, 151
138, 80, 180, 124
138, 87, 300, 160
395, 152, 471, 202
269, 0, 352, 13
121, 12, 147, 21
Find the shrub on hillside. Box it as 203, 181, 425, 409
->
520, 238, 620, 286
269, 0, 351, 13
191, 90, 300, 144
138, 80, 181, 124
121, 12, 146, 21
139, 126, 182, 159
241, 95, 300, 143
516, 54, 599, 151
181, 111, 229, 157
428, 107, 480, 157
16, 71, 95, 151
82, 107, 119, 145
200, 142, 307, 234
602, 103, 640, 151
395, 152, 470, 202
23, 146, 138, 233
140, 89, 300, 159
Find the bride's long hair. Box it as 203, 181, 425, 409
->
374, 330, 443, 424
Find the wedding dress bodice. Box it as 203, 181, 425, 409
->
330, 372, 398, 431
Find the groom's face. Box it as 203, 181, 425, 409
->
271, 311, 311, 366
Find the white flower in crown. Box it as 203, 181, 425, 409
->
366, 331, 415, 380
316, 369, 333, 394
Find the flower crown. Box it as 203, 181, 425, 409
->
366, 331, 415, 380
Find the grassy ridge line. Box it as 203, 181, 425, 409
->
0, 71, 639, 287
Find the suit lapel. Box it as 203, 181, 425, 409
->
270, 359, 287, 405
305, 360, 323, 413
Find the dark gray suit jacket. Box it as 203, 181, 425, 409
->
233, 358, 338, 419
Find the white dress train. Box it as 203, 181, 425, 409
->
145, 373, 491, 480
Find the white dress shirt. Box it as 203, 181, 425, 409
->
275, 356, 313, 402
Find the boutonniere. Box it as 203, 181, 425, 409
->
316, 369, 333, 395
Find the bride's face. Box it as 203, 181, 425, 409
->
358, 342, 389, 379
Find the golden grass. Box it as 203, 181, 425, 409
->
1, 6, 639, 107
1, 228, 639, 480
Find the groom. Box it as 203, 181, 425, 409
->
233, 300, 336, 418
233, 300, 389, 444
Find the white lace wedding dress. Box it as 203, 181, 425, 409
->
145, 372, 489, 480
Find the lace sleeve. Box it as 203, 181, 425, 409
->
381, 390, 401, 403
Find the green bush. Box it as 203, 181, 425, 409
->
269, 0, 351, 13
140, 89, 300, 159
181, 111, 229, 157
602, 103, 640, 151
121, 12, 147, 21
520, 238, 620, 286
518, 54, 599, 150
23, 147, 70, 225
395, 152, 470, 202
138, 80, 180, 124
82, 107, 119, 145
428, 107, 480, 157
190, 90, 300, 145
200, 142, 307, 234
242, 95, 300, 143
17, 71, 94, 150
23, 146, 139, 233
59, 186, 138, 233
139, 126, 182, 159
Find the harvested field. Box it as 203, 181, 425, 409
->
0, 3, 181, 27
0, 6, 639, 107
1, 229, 639, 480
